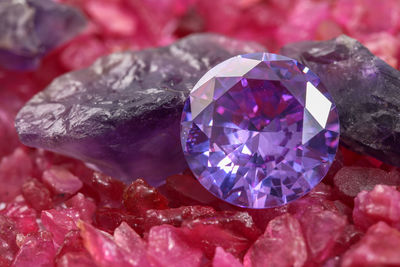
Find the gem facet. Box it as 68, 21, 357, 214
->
180, 53, 340, 209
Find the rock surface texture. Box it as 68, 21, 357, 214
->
0, 0, 86, 71
15, 34, 264, 186
281, 35, 400, 168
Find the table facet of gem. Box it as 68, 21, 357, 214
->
180, 53, 340, 209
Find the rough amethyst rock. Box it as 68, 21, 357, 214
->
15, 34, 264, 186
281, 35, 400, 168
0, 0, 86, 71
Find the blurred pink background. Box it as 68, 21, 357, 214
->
57, 0, 400, 69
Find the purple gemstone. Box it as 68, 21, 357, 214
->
180, 53, 340, 209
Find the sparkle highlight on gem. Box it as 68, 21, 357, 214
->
180, 53, 340, 209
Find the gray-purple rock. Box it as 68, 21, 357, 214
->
0, 0, 86, 71
15, 34, 264, 186
281, 35, 400, 167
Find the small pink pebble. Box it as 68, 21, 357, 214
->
298, 209, 347, 263
41, 209, 79, 246
21, 178, 53, 211
147, 225, 204, 267
353, 184, 400, 231
123, 179, 169, 215
341, 222, 400, 267
1, 195, 38, 235
113, 222, 152, 267
0, 215, 18, 266
55, 230, 97, 266
212, 247, 243, 267
144, 205, 215, 231
42, 166, 83, 195
79, 220, 133, 267
244, 214, 307, 267
65, 193, 96, 223
12, 231, 56, 267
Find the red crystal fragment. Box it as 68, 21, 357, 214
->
333, 224, 364, 256
299, 209, 347, 263
94, 207, 143, 235
113, 222, 152, 266
183, 223, 250, 260
341, 222, 400, 267
182, 211, 261, 242
243, 214, 307, 267
147, 225, 205, 267
353, 184, 400, 230
212, 247, 243, 267
12, 231, 56, 267
0, 196, 38, 235
82, 172, 126, 208
0, 215, 18, 267
21, 178, 53, 211
246, 206, 288, 232
144, 205, 216, 231
79, 221, 133, 267
41, 209, 80, 246
65, 193, 96, 223
42, 166, 83, 196
123, 179, 168, 215
55, 230, 97, 267
288, 183, 338, 218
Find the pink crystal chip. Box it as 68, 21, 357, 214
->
181, 53, 340, 208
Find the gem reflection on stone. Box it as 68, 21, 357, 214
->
180, 53, 340, 209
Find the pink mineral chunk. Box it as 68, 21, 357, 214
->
12, 231, 56, 267
341, 222, 400, 267
55, 230, 97, 267
0, 215, 18, 266
298, 209, 347, 263
243, 214, 307, 267
41, 209, 80, 246
65, 193, 96, 223
353, 184, 400, 230
212, 247, 243, 267
21, 178, 53, 211
113, 222, 152, 267
1, 195, 38, 235
147, 225, 205, 267
79, 220, 133, 267
42, 167, 83, 195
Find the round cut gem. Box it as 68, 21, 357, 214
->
180, 53, 340, 209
